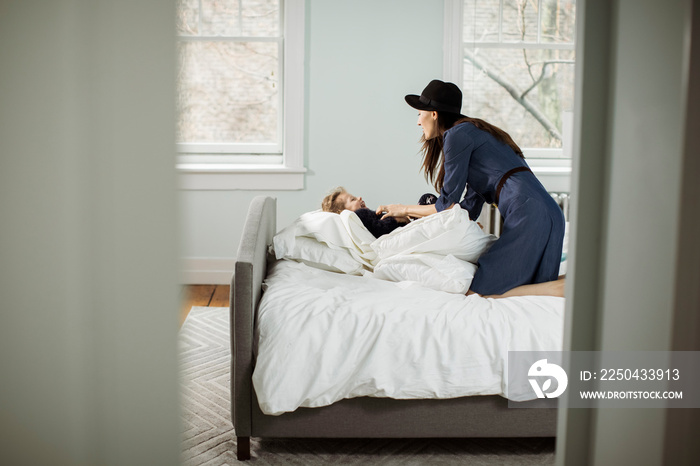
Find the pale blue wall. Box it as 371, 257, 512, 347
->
180, 0, 444, 261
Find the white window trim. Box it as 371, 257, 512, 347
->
177, 0, 306, 191
444, 0, 571, 192
443, 0, 464, 86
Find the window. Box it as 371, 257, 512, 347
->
176, 0, 306, 190
447, 0, 576, 160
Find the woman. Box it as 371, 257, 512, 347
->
376, 80, 565, 298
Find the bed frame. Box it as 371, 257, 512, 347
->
230, 196, 557, 461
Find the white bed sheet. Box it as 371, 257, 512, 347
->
253, 259, 565, 416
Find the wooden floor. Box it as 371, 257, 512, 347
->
180, 285, 230, 326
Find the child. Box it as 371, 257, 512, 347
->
321, 187, 437, 238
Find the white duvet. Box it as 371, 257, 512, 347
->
253, 259, 565, 416
272, 205, 497, 293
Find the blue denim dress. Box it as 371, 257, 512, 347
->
435, 122, 565, 295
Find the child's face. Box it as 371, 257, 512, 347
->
338, 192, 366, 211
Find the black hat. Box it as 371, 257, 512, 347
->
405, 79, 462, 114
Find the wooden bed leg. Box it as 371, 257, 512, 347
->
237, 436, 251, 461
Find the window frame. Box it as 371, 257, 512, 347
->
443, 0, 572, 191
177, 0, 306, 190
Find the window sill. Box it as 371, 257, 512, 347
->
177, 164, 306, 190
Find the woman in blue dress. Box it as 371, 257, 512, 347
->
376, 80, 565, 298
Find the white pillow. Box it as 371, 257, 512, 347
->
282, 210, 354, 247
276, 236, 364, 275
271, 210, 375, 273
371, 205, 496, 264
372, 253, 477, 294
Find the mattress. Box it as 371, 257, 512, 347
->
252, 259, 565, 416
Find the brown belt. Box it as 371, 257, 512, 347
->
494, 166, 532, 206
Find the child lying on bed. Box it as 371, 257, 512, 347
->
321, 187, 437, 238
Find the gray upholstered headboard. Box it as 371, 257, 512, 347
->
230, 196, 276, 437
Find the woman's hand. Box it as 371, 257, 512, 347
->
375, 204, 408, 220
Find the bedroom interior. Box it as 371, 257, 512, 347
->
1, 1, 699, 466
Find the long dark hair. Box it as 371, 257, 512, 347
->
420, 113, 524, 192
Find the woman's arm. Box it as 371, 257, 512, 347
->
435, 124, 473, 212
375, 202, 452, 220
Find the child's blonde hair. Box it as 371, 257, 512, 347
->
321, 187, 347, 214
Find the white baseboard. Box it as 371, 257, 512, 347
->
181, 257, 235, 285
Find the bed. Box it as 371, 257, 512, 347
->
230, 196, 562, 460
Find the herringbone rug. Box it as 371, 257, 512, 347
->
179, 306, 556, 465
